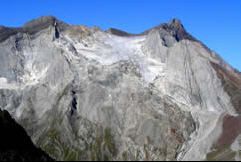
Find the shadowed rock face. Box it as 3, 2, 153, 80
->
0, 16, 241, 161
0, 109, 54, 162
107, 28, 135, 37
0, 27, 19, 43
158, 19, 197, 42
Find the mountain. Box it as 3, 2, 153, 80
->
0, 109, 54, 161
0, 16, 240, 161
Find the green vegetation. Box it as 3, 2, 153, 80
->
90, 127, 117, 161
38, 125, 117, 161
39, 128, 83, 161
206, 145, 236, 161
122, 151, 128, 161
104, 128, 117, 155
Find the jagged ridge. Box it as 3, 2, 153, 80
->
0, 16, 69, 42
0, 16, 241, 161
1, 16, 197, 43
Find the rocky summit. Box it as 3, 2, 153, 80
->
0, 16, 241, 161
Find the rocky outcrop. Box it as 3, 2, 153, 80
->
0, 16, 69, 43
107, 28, 136, 37
0, 16, 240, 161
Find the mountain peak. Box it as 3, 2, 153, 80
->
23, 16, 69, 34
23, 16, 57, 28
161, 18, 196, 42
169, 18, 183, 29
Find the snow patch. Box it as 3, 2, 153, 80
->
63, 32, 166, 83
20, 66, 49, 86
0, 77, 18, 89
0, 77, 7, 84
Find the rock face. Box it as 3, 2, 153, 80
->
0, 109, 54, 161
0, 16, 240, 161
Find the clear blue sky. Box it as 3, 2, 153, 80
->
1, 0, 240, 71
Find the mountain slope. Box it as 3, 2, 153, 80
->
0, 16, 240, 161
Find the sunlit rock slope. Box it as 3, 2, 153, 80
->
0, 16, 240, 161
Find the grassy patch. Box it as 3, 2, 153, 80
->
90, 127, 117, 161
206, 145, 236, 161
